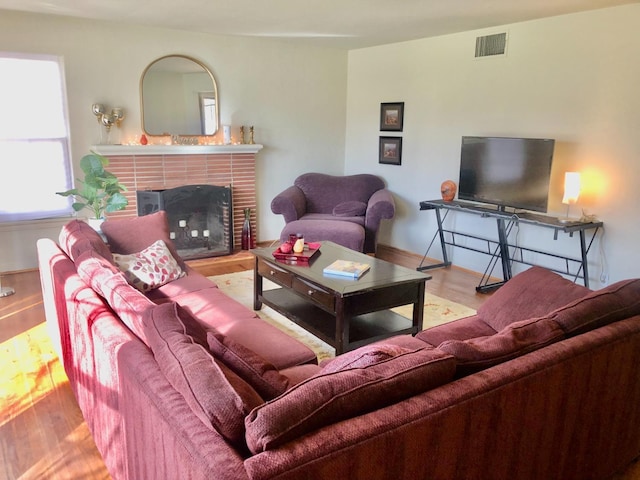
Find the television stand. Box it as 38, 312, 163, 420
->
417, 199, 603, 292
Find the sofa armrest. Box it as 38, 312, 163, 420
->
118, 340, 250, 480
365, 188, 395, 231
270, 185, 306, 223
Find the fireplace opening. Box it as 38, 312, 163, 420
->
137, 185, 233, 260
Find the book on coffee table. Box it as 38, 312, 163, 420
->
323, 259, 371, 278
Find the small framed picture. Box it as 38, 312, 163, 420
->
379, 136, 402, 165
380, 102, 404, 131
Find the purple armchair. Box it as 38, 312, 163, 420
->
270, 173, 395, 254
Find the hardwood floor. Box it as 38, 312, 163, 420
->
1, 271, 111, 480
1, 246, 638, 479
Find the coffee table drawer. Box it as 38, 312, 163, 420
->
292, 277, 335, 311
257, 259, 292, 288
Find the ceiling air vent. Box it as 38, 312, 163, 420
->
475, 32, 507, 58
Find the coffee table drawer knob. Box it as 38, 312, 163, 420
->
292, 277, 335, 311
257, 258, 293, 288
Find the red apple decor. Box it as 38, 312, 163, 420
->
278, 242, 293, 254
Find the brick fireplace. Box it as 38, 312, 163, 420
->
93, 144, 262, 255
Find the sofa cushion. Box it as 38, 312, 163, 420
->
138, 300, 210, 348
101, 211, 185, 269
170, 286, 318, 369
277, 364, 323, 386
244, 347, 455, 453
332, 200, 367, 217
478, 266, 591, 332
143, 302, 263, 448
112, 240, 185, 292
75, 249, 156, 343
59, 219, 113, 262
416, 314, 497, 347
548, 278, 640, 337
281, 219, 365, 253
320, 343, 412, 373
370, 333, 435, 350
207, 330, 290, 400
438, 316, 565, 376
294, 173, 385, 214
74, 247, 121, 283
145, 270, 217, 303
299, 212, 366, 226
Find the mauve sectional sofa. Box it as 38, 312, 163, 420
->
37, 212, 640, 480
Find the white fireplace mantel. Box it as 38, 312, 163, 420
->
91, 144, 263, 156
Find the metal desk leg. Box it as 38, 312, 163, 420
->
435, 208, 449, 267
497, 218, 512, 281
417, 207, 451, 271
580, 230, 590, 288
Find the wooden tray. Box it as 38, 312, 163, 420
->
272, 243, 320, 265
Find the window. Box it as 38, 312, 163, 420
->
199, 92, 217, 135
0, 53, 74, 222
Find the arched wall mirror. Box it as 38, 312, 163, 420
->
140, 55, 219, 136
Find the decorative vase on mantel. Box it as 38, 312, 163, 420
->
241, 208, 253, 250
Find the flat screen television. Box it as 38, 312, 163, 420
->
457, 136, 555, 213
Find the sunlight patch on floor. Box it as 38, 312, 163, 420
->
0, 322, 65, 427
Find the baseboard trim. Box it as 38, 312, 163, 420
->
376, 243, 423, 265
376, 243, 487, 279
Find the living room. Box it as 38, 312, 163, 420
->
0, 3, 638, 285
1, 3, 640, 479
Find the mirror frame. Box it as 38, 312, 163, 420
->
140, 54, 219, 137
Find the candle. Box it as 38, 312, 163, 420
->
169, 232, 176, 239
191, 230, 198, 237
179, 220, 186, 227
203, 230, 210, 237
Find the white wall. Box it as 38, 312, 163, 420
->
0, 10, 347, 271
345, 4, 640, 286
3, 5, 639, 288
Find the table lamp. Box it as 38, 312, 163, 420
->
560, 171, 581, 223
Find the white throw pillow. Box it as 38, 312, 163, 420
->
113, 239, 185, 292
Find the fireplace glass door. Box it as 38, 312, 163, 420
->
137, 185, 233, 259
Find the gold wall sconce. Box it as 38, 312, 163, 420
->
92, 104, 125, 144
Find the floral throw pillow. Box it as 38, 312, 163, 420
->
113, 239, 185, 292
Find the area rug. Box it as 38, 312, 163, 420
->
209, 270, 476, 361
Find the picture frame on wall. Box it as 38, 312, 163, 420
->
380, 102, 404, 131
379, 136, 402, 165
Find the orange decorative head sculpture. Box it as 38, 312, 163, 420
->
440, 180, 457, 202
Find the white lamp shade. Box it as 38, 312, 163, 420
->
562, 172, 581, 205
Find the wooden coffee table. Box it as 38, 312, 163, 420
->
251, 241, 431, 355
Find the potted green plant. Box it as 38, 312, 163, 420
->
56, 151, 128, 228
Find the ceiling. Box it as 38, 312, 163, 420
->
0, 0, 636, 49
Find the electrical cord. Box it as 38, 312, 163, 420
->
598, 226, 609, 284
579, 209, 599, 223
